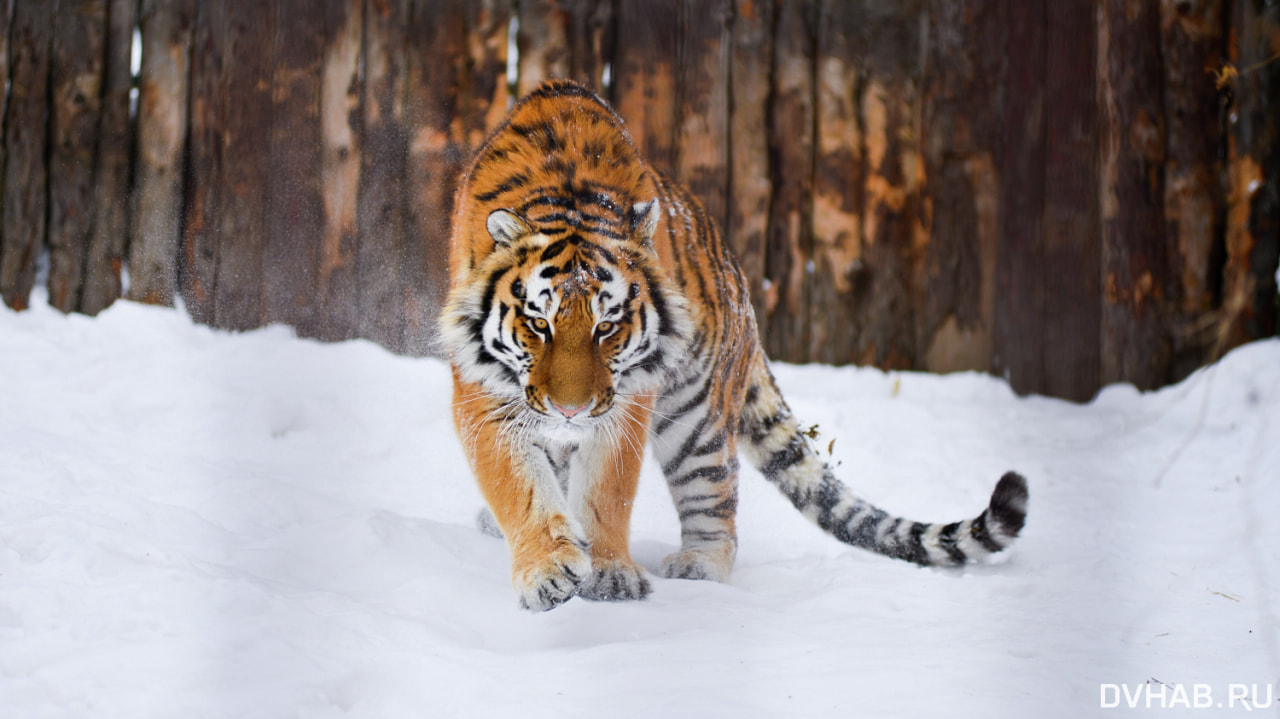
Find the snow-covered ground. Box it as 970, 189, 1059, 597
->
2, 290, 1277, 718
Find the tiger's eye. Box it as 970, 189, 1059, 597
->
531, 317, 549, 331
596, 321, 613, 334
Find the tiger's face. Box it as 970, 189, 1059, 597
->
442, 203, 688, 435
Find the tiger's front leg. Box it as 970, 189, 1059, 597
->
569, 396, 655, 601
453, 377, 591, 611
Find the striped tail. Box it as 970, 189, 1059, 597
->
738, 363, 1028, 567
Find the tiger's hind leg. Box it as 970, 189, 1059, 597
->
650, 376, 739, 582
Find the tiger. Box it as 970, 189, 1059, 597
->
440, 79, 1028, 611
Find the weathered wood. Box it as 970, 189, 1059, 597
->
402, 0, 468, 356
263, 0, 325, 334
1041, 0, 1100, 401
849, 0, 923, 370
993, 0, 1047, 396
566, 0, 614, 91
47, 0, 107, 313
313, 0, 364, 342
212, 4, 273, 331
517, 0, 614, 95
1, 0, 57, 310
356, 0, 411, 352
808, 0, 863, 364
0, 0, 1263, 403
1098, 0, 1171, 390
673, 0, 731, 234
612, 0, 679, 173
0, 0, 11, 202
1220, 0, 1280, 349
762, 0, 814, 364
516, 0, 570, 96
81, 0, 137, 316
130, 0, 195, 307
726, 0, 772, 332
463, 0, 512, 145
181, 0, 226, 323
920, 0, 1004, 374
1161, 0, 1224, 331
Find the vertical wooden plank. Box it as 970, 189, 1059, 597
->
993, 0, 1046, 395
612, 0, 678, 173
181, 1, 226, 323
81, 0, 136, 315
566, 0, 614, 91
673, 0, 731, 233
516, 0, 570, 96
1161, 0, 1224, 335
727, 0, 772, 334
357, 0, 410, 352
809, 0, 863, 364
212, 6, 273, 330
1098, 0, 1170, 389
130, 0, 195, 307
263, 0, 324, 333
920, 0, 1004, 374
0, 0, 57, 310
464, 0, 512, 145
516, 0, 613, 96
314, 0, 364, 341
0, 0, 11, 167
1041, 0, 1100, 401
1220, 0, 1280, 349
402, 0, 468, 355
762, 0, 814, 363
47, 0, 106, 313
850, 0, 923, 370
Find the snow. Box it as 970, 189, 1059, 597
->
2, 290, 1277, 718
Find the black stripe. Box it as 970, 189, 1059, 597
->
531, 213, 627, 239
837, 508, 885, 548
691, 429, 727, 457
936, 521, 967, 564
520, 195, 576, 212
747, 410, 788, 444
679, 528, 732, 544
654, 377, 712, 436
904, 522, 929, 565
677, 496, 737, 521
475, 171, 531, 203
540, 239, 570, 262
509, 120, 564, 153
759, 437, 807, 478
669, 465, 730, 487
528, 79, 600, 103
661, 418, 709, 475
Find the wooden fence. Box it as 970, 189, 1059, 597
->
0, 0, 1276, 401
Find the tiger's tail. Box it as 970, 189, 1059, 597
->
736, 359, 1028, 567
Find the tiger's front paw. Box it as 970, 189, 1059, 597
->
512, 534, 592, 612
577, 559, 652, 602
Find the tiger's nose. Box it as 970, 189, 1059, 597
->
550, 401, 588, 419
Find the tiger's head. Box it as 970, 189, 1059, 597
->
442, 199, 690, 435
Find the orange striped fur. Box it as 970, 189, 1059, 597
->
441, 80, 1028, 611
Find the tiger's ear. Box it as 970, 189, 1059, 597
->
630, 199, 661, 248
486, 209, 532, 247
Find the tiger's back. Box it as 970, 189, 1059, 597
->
442, 79, 1027, 611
